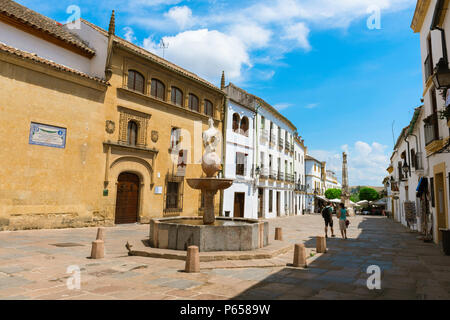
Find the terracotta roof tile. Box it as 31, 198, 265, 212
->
0, 0, 95, 56
0, 41, 107, 84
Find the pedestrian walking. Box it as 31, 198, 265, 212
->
321, 202, 335, 238
337, 203, 348, 239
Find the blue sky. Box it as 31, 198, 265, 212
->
17, 0, 423, 186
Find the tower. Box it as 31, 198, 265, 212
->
341, 152, 354, 216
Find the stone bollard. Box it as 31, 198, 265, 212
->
293, 244, 307, 268
90, 240, 105, 259
275, 228, 283, 241
96, 227, 105, 241
316, 236, 327, 253
185, 246, 200, 273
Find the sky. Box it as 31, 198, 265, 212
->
17, 0, 424, 187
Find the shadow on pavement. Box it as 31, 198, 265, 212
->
232, 216, 450, 300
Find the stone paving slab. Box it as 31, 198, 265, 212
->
0, 215, 449, 300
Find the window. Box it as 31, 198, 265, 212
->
127, 70, 145, 94
236, 152, 246, 176
261, 116, 265, 129
127, 121, 138, 146
410, 149, 416, 169
189, 93, 199, 112
232, 113, 240, 132
425, 34, 433, 80
204, 99, 213, 117
170, 127, 180, 149
151, 79, 165, 100
240, 117, 249, 136
171, 87, 183, 106
269, 190, 273, 212
166, 182, 179, 209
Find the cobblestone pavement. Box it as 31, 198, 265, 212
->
0, 215, 449, 300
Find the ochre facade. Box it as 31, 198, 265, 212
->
0, 22, 225, 231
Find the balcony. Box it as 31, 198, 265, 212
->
269, 169, 277, 180
278, 137, 284, 149
269, 134, 276, 147
260, 167, 269, 179
260, 129, 268, 143
414, 152, 424, 171
285, 173, 294, 183
424, 54, 433, 81
424, 114, 439, 146
278, 171, 284, 181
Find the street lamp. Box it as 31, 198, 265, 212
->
402, 159, 409, 176
432, 58, 450, 90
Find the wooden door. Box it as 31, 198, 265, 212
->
258, 188, 264, 218
115, 173, 140, 224
277, 192, 281, 217
234, 193, 245, 218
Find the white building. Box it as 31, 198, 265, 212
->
409, 0, 450, 244
294, 134, 307, 215
325, 170, 342, 190
222, 84, 257, 218
0, 0, 107, 79
305, 155, 326, 213
255, 96, 297, 219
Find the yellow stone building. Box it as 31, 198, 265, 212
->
0, 2, 225, 230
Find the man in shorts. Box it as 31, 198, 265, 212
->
321, 202, 335, 238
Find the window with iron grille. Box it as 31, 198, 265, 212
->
164, 175, 184, 214
236, 152, 247, 176
128, 70, 145, 94
151, 78, 165, 100
127, 121, 138, 146
170, 127, 180, 149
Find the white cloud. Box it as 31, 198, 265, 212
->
309, 140, 390, 186
274, 103, 293, 111
164, 6, 194, 30
228, 23, 272, 49
143, 29, 251, 83
123, 27, 136, 43
305, 103, 319, 109
281, 22, 311, 50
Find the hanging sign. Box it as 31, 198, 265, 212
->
29, 122, 66, 148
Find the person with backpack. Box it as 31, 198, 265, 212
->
322, 202, 335, 238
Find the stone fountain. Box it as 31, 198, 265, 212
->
149, 118, 269, 252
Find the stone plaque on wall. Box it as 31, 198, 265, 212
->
404, 201, 416, 222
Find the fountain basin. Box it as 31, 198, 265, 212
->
150, 217, 269, 252
186, 178, 234, 190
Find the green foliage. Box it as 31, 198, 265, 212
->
359, 187, 380, 201
325, 188, 341, 199
350, 194, 360, 203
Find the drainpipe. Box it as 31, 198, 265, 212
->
431, 0, 449, 66
404, 135, 411, 178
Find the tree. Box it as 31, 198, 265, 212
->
325, 188, 341, 200
359, 187, 380, 201
350, 194, 360, 203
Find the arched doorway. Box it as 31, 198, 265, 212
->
115, 172, 140, 224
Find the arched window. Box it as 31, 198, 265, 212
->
189, 93, 199, 112
151, 78, 165, 100
204, 99, 213, 117
232, 113, 240, 133
127, 70, 145, 94
127, 121, 138, 146
240, 117, 249, 136
171, 86, 183, 107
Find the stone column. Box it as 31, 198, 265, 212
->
203, 190, 217, 225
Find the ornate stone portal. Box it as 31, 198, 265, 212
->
187, 118, 232, 225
